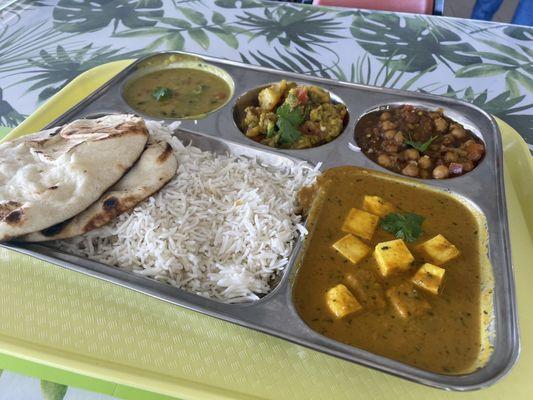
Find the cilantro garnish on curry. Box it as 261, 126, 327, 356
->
380, 212, 424, 243
241, 80, 347, 149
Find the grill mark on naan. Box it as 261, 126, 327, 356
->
0, 201, 24, 226
83, 195, 137, 232
40, 218, 72, 237
157, 143, 173, 163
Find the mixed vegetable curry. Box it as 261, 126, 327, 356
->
123, 68, 231, 119
355, 105, 485, 179
241, 80, 348, 149
294, 167, 485, 373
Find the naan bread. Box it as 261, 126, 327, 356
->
20, 138, 178, 242
0, 114, 149, 241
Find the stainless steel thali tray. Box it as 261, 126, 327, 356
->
2, 51, 519, 391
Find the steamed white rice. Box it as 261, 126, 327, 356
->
55, 121, 319, 303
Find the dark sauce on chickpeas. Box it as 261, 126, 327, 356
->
355, 105, 485, 179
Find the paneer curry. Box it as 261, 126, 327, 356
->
294, 166, 487, 374
240, 80, 348, 149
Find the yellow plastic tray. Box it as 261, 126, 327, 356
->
1, 61, 532, 400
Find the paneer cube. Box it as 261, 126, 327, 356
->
374, 239, 415, 277
386, 282, 431, 319
341, 208, 379, 240
345, 269, 386, 310
332, 234, 371, 264
362, 195, 397, 217
326, 284, 363, 318
417, 234, 460, 265
412, 263, 446, 295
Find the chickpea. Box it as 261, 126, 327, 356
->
393, 131, 405, 144
380, 112, 392, 121
433, 117, 448, 133
402, 161, 419, 177
404, 148, 420, 160
418, 155, 432, 169
420, 169, 431, 179
466, 142, 485, 161
455, 148, 468, 157
451, 126, 466, 139
432, 165, 449, 179
462, 160, 474, 172
377, 153, 393, 168
383, 129, 396, 139
381, 120, 397, 131
444, 151, 459, 163
442, 134, 455, 145
383, 142, 399, 153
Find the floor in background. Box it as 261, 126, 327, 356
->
445, 0, 520, 22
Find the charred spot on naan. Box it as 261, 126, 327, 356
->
102, 197, 119, 211
83, 195, 136, 232
40, 218, 72, 237
0, 201, 24, 226
27, 128, 61, 145
157, 143, 173, 164
0, 201, 22, 218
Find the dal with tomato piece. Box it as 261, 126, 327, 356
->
355, 105, 485, 179
123, 68, 231, 119
294, 166, 487, 374
241, 80, 347, 149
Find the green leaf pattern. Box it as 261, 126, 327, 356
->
41, 380, 68, 400
0, 0, 530, 144
0, 0, 529, 143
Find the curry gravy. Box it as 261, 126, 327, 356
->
123, 68, 231, 119
294, 167, 484, 374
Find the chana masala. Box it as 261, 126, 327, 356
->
355, 105, 485, 179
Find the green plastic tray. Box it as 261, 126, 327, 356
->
1, 61, 532, 400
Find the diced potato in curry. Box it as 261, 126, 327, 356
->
332, 234, 370, 264
386, 282, 431, 319
345, 269, 386, 310
374, 239, 415, 277
412, 263, 446, 295
417, 234, 460, 265
362, 195, 397, 217
326, 284, 363, 318
341, 208, 379, 241
258, 80, 293, 111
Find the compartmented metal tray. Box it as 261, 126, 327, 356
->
3, 51, 518, 391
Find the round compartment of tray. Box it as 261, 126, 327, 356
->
233, 82, 349, 150
121, 53, 235, 120
353, 103, 486, 180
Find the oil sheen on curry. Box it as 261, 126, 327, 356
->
294, 167, 484, 374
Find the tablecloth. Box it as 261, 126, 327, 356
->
0, 0, 532, 399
